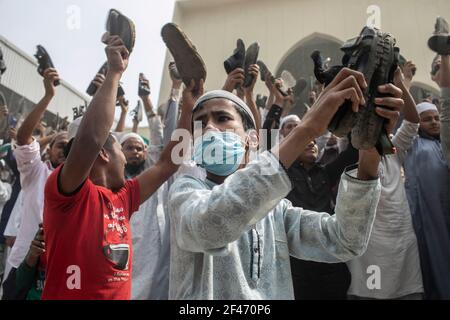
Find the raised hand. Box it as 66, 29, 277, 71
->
222, 68, 245, 92
43, 68, 60, 98
104, 34, 130, 74
243, 64, 260, 96
301, 68, 367, 139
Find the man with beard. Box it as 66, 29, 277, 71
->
403, 54, 450, 299
2, 68, 68, 299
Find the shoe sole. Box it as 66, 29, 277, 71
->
161, 23, 207, 95
428, 35, 450, 55
107, 9, 136, 53
35, 45, 59, 86
244, 42, 260, 88
351, 29, 397, 152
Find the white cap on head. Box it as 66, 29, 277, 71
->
193, 90, 256, 129
280, 114, 301, 129
67, 117, 83, 141
119, 132, 146, 146
417, 102, 438, 115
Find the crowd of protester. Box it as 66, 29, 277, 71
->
0, 12, 449, 300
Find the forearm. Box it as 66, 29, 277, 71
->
37, 134, 54, 150
273, 125, 315, 169
16, 95, 52, 146
78, 71, 120, 147
163, 99, 179, 147
115, 110, 127, 132
286, 167, 380, 262
157, 105, 191, 172
141, 95, 154, 115
132, 121, 138, 133
357, 149, 380, 180
245, 92, 261, 132
399, 81, 419, 124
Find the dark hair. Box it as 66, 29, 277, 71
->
63, 133, 116, 158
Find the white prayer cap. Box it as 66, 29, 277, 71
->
119, 132, 146, 146
193, 90, 256, 129
417, 102, 438, 115
280, 115, 301, 129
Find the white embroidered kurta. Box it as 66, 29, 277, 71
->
168, 151, 381, 300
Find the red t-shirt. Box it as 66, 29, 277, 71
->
41, 165, 140, 300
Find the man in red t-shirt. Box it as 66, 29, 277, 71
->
41, 34, 197, 300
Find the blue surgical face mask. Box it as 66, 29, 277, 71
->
193, 131, 246, 176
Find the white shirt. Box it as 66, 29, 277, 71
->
8, 139, 53, 268
347, 120, 423, 298
3, 190, 23, 237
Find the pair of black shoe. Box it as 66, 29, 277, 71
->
311, 26, 399, 155
224, 39, 260, 88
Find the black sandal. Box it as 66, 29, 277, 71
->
34, 45, 59, 86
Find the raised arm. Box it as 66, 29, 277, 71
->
136, 80, 201, 204
59, 36, 129, 194
437, 55, 450, 166
16, 68, 59, 146
243, 64, 261, 132
115, 96, 129, 132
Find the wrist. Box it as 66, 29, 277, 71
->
293, 124, 316, 142
43, 92, 54, 100
357, 149, 380, 180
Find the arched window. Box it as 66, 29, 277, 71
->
275, 33, 343, 117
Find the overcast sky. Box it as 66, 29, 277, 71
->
0, 0, 176, 127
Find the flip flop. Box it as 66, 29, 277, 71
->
131, 101, 143, 123
161, 23, 207, 95
257, 60, 289, 96
243, 42, 260, 88
428, 17, 450, 55
34, 45, 60, 86
86, 62, 125, 103
138, 73, 151, 96
106, 9, 136, 53
224, 39, 246, 74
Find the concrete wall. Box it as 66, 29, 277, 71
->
0, 35, 89, 121
158, 0, 449, 106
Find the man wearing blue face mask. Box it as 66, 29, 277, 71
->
168, 68, 405, 300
